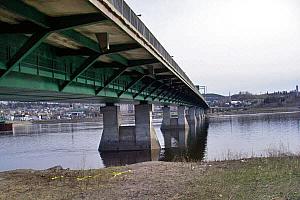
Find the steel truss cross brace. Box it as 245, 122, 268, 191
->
95, 67, 129, 95
118, 75, 145, 97
144, 85, 164, 100
133, 80, 156, 99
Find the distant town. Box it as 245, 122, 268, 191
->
205, 85, 300, 114
0, 85, 299, 123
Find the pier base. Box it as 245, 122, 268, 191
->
99, 103, 160, 151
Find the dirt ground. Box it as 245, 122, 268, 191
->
1, 157, 300, 200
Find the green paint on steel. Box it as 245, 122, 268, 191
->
153, 88, 167, 101
118, 74, 145, 97
133, 80, 156, 99
95, 67, 129, 95
0, 0, 208, 108
0, 0, 49, 28
1, 31, 50, 79
59, 54, 101, 91
144, 85, 164, 100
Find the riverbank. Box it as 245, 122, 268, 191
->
209, 106, 300, 116
1, 156, 300, 200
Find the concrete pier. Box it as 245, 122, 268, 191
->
135, 104, 160, 150
178, 106, 188, 129
187, 107, 196, 124
99, 103, 160, 151
161, 105, 171, 129
195, 108, 201, 123
99, 105, 121, 151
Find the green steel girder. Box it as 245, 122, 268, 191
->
173, 93, 182, 101
0, 0, 107, 31
117, 74, 145, 97
0, 0, 49, 28
0, 22, 44, 34
133, 80, 156, 99
1, 31, 50, 79
0, 0, 202, 107
0, 0, 110, 79
159, 90, 173, 101
95, 67, 129, 95
59, 54, 101, 91
153, 87, 167, 101
58, 44, 145, 91
144, 84, 164, 100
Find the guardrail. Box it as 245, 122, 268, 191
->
106, 0, 201, 96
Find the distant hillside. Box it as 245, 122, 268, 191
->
203, 93, 226, 102
204, 93, 225, 98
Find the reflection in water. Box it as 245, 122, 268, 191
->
99, 119, 209, 167
159, 119, 209, 162
1, 112, 300, 171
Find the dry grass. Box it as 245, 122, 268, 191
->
0, 157, 300, 200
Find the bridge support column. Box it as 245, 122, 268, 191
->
99, 104, 120, 151
178, 106, 188, 129
161, 105, 171, 129
195, 108, 201, 122
187, 107, 196, 124
135, 104, 161, 150
196, 108, 205, 125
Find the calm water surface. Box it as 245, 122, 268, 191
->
0, 112, 300, 171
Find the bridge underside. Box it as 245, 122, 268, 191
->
0, 0, 208, 108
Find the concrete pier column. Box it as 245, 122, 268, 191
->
195, 108, 201, 122
135, 104, 160, 150
99, 105, 120, 151
187, 107, 196, 124
201, 109, 206, 119
161, 105, 171, 129
178, 106, 188, 129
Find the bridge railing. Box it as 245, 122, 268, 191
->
106, 0, 202, 96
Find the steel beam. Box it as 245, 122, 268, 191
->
95, 67, 128, 95
117, 74, 145, 97
59, 54, 101, 91
1, 31, 50, 79
153, 88, 166, 100
133, 80, 156, 99
144, 85, 164, 100
0, 0, 49, 28
159, 90, 173, 101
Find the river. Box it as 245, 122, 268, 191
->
0, 112, 299, 171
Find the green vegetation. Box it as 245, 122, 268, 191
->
187, 157, 300, 200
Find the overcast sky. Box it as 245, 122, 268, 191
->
126, 0, 300, 95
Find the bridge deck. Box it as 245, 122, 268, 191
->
0, 0, 208, 108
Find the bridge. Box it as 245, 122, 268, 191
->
0, 0, 208, 151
